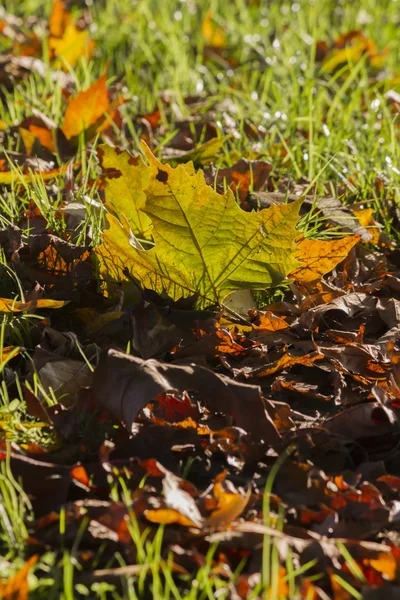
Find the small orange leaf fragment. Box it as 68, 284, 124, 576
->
205, 472, 251, 528
290, 235, 360, 284
366, 552, 398, 581
0, 555, 38, 600
49, 0, 70, 38
28, 125, 56, 153
144, 508, 201, 528
62, 73, 110, 140
1, 346, 21, 367
250, 351, 323, 378
252, 311, 290, 333
71, 465, 90, 488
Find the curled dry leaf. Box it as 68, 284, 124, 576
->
145, 471, 203, 528
251, 310, 291, 334
247, 350, 324, 378
92, 348, 281, 444
205, 472, 251, 528
322, 402, 399, 442
38, 359, 93, 407
317, 343, 392, 381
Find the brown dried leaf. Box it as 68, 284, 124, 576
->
92, 348, 281, 444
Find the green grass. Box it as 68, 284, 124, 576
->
1, 0, 400, 596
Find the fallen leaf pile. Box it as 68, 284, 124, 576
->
2, 0, 400, 598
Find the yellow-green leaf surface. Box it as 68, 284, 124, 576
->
96, 143, 302, 308
97, 144, 152, 240
0, 298, 67, 313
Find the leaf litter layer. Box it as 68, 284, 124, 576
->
2, 0, 400, 598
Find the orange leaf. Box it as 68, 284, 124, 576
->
62, 73, 110, 140
205, 472, 251, 528
144, 508, 201, 528
1, 346, 21, 366
249, 351, 323, 378
49, 0, 70, 38
0, 555, 38, 600
71, 465, 90, 489
252, 311, 290, 333
377, 474, 400, 492
50, 25, 94, 68
290, 235, 360, 284
366, 552, 398, 581
28, 125, 56, 153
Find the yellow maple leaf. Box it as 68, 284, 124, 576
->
96, 142, 302, 308
97, 144, 152, 240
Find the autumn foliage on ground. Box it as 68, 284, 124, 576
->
2, 0, 400, 598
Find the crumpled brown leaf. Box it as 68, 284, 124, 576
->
92, 348, 281, 445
